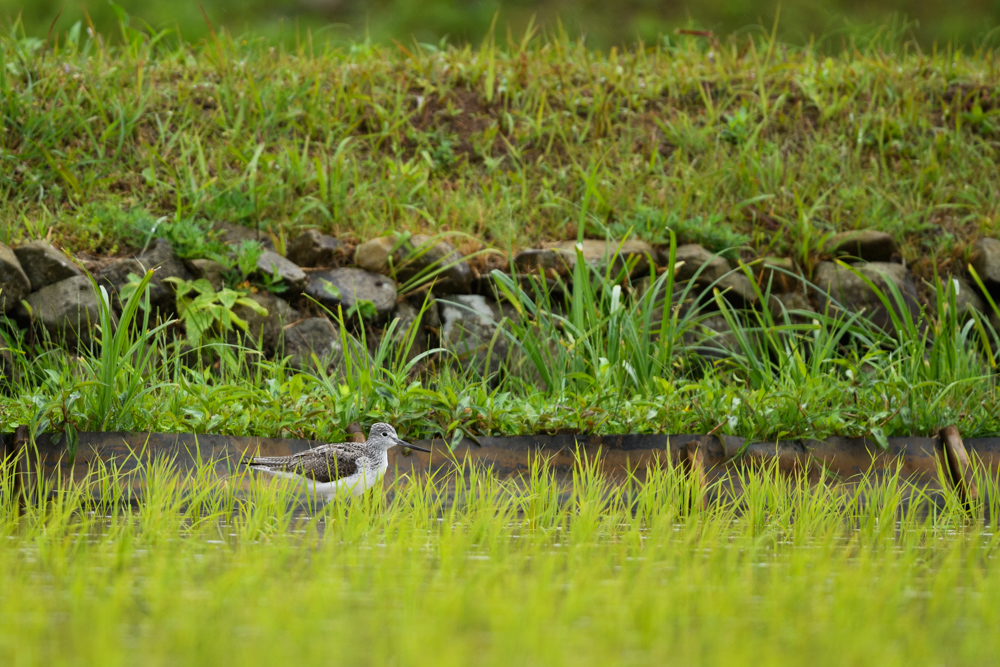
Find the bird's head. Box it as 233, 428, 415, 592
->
367, 423, 431, 453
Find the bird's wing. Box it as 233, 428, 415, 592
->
243, 443, 359, 483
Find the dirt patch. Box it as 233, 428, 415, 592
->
408, 88, 501, 161
943, 83, 1000, 112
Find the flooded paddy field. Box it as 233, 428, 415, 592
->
3, 457, 1000, 666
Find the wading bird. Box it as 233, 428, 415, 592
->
242, 423, 430, 500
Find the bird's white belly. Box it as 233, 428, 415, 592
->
329, 462, 387, 498
256, 458, 388, 500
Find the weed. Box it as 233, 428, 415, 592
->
166, 278, 267, 350
112, 209, 229, 260
609, 206, 751, 257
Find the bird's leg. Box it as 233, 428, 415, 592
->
363, 484, 383, 516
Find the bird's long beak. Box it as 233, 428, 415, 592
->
396, 438, 431, 453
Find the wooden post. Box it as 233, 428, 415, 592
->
346, 422, 366, 444
940, 426, 978, 509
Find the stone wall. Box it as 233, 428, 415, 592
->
1, 228, 996, 374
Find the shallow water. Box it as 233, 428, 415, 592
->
4, 463, 1000, 665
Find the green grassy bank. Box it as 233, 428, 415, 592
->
1, 26, 998, 273
1, 27, 1000, 447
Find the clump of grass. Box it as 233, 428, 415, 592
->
603, 206, 751, 258
117, 212, 229, 261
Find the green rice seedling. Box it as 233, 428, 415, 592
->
445, 455, 520, 543
177, 453, 249, 530
85, 447, 141, 516
785, 467, 847, 546
729, 455, 798, 536
384, 457, 448, 521
133, 454, 204, 536
517, 451, 564, 530
0, 452, 20, 531
17, 459, 91, 540
568, 446, 627, 545
971, 457, 1000, 528
626, 451, 686, 529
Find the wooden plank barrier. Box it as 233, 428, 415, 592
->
3, 426, 997, 505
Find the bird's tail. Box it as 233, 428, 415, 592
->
241, 455, 287, 468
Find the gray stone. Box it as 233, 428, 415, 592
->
281, 317, 343, 371
231, 292, 298, 353
397, 234, 472, 294
14, 241, 81, 291
481, 261, 567, 305
635, 274, 669, 299
827, 230, 899, 263
390, 300, 438, 362
684, 315, 741, 360
141, 239, 193, 312
969, 238, 1000, 297
142, 238, 178, 266
648, 245, 755, 308
98, 239, 191, 313
18, 275, 101, 346
355, 234, 472, 294
287, 230, 343, 268
813, 261, 921, 333
552, 239, 655, 278
767, 292, 813, 323
933, 276, 986, 321
255, 250, 307, 291
513, 249, 572, 278
438, 294, 511, 377
215, 222, 274, 249
305, 267, 397, 319
96, 258, 145, 309
398, 290, 442, 332
392, 301, 421, 337
635, 274, 700, 322
715, 272, 759, 308
760, 292, 816, 349
353, 236, 396, 273
670, 244, 731, 283
477, 249, 513, 277
407, 291, 442, 331
0, 243, 31, 312
186, 258, 227, 292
